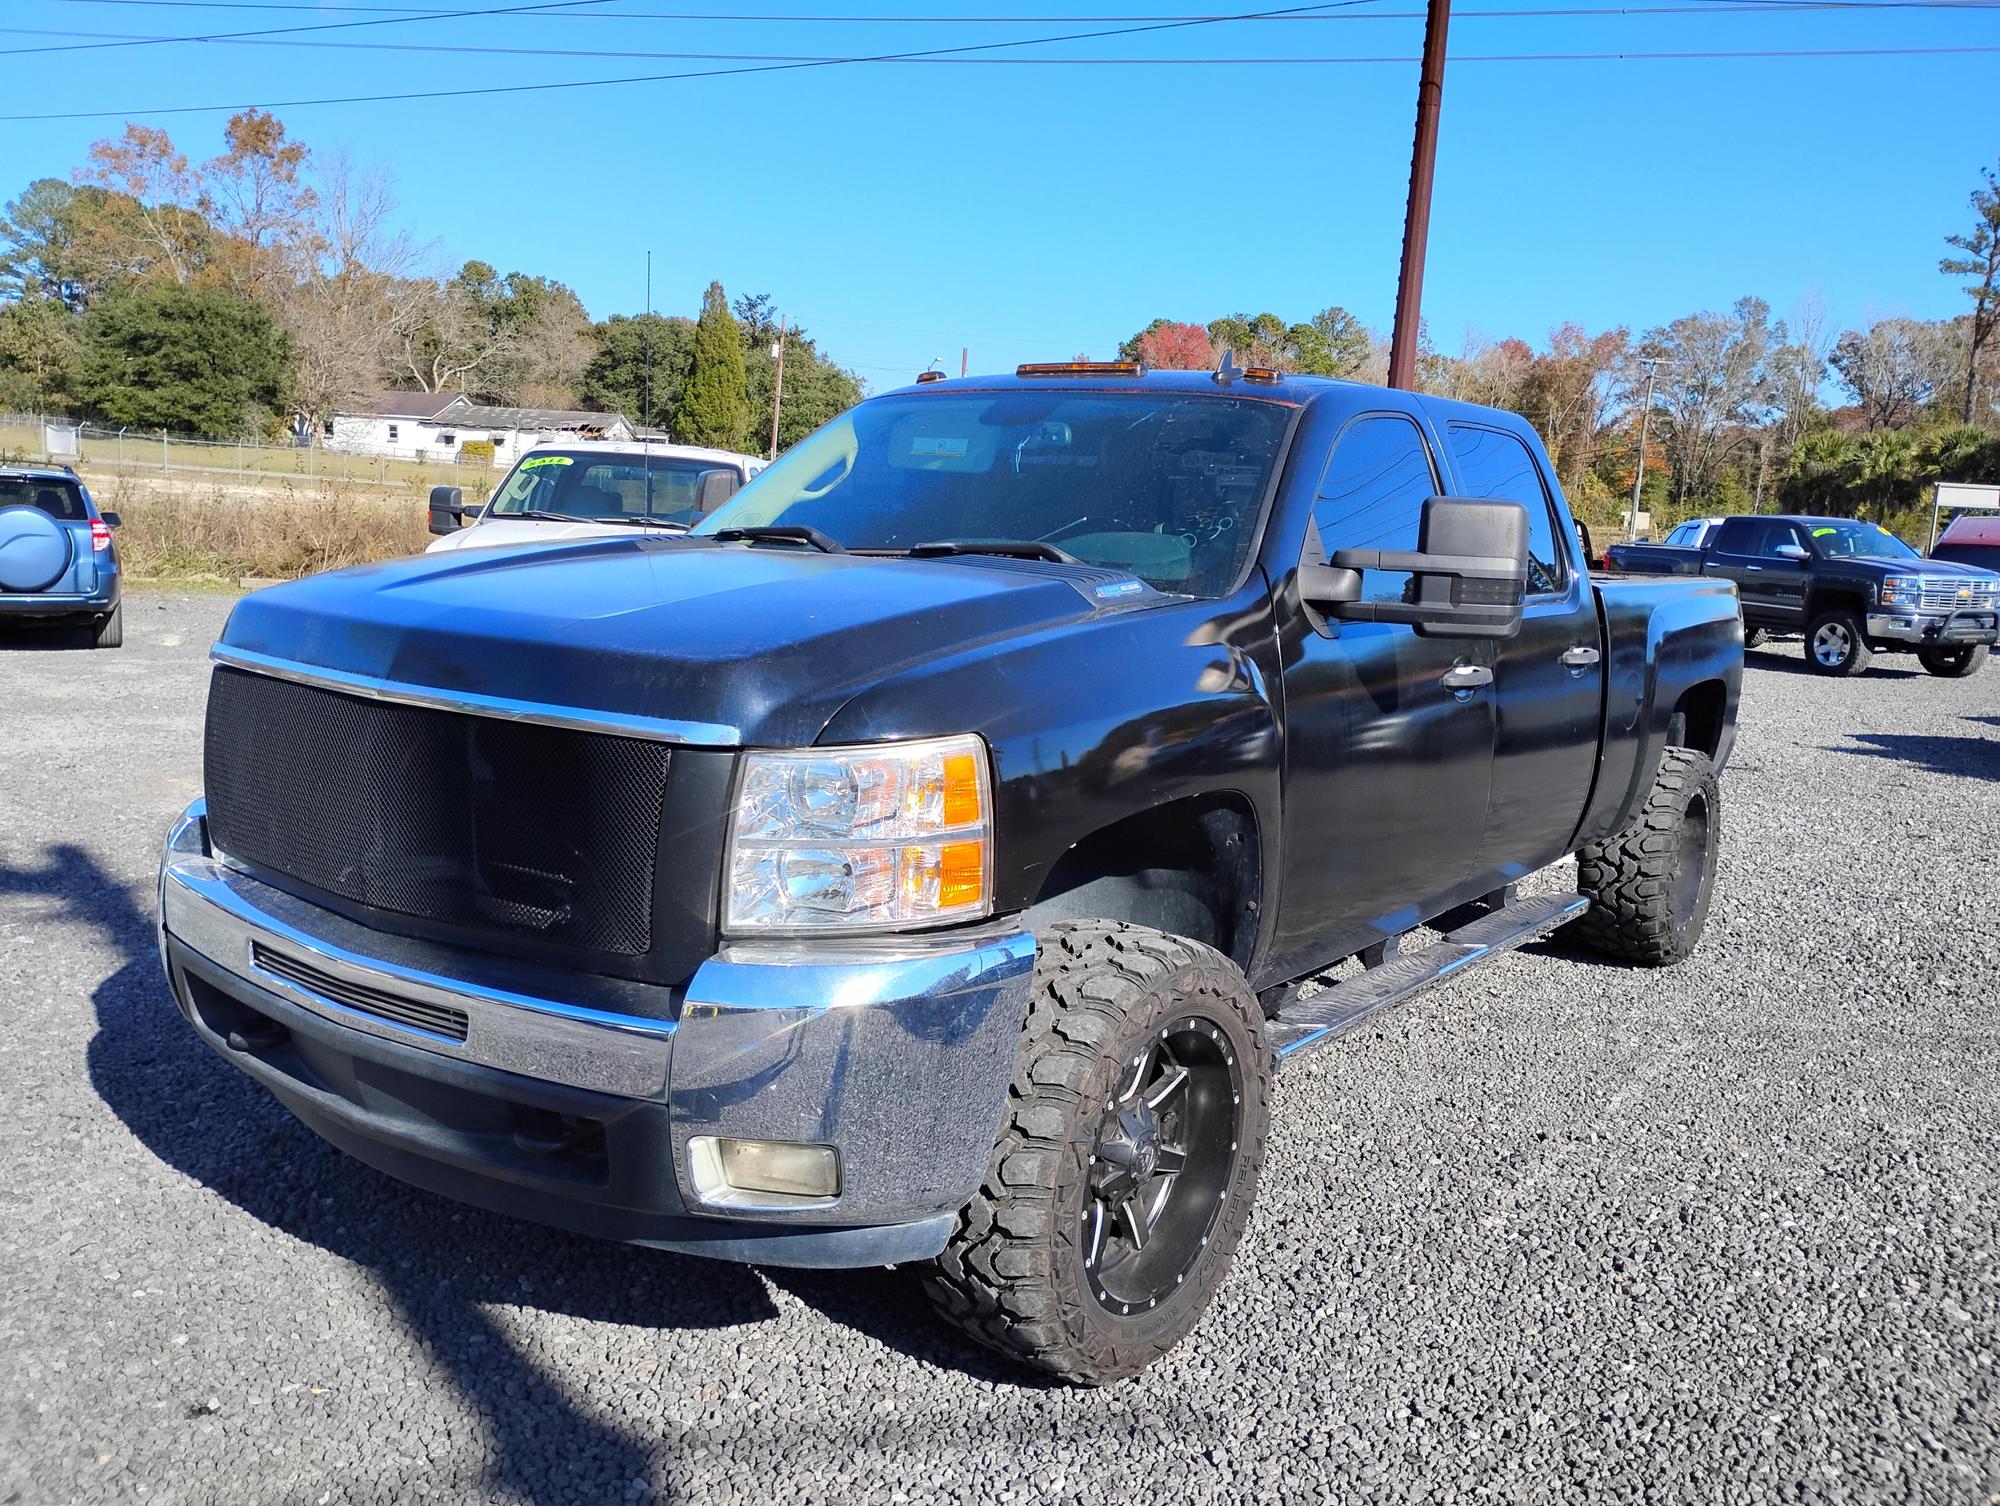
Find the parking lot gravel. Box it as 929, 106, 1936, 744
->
3, 589, 1998, 1506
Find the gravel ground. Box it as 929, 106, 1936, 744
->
3, 591, 1998, 1506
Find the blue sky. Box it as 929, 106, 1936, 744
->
3, 0, 1997, 388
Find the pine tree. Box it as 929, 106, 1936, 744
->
677, 280, 748, 448
1940, 161, 2000, 426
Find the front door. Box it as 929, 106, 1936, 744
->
1440, 420, 1604, 876
1270, 410, 1495, 978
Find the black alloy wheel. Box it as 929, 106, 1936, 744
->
1081, 1017, 1243, 1318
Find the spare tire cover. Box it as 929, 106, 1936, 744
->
0, 503, 75, 592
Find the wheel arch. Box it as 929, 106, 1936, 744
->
1667, 679, 1728, 758
1023, 792, 1263, 973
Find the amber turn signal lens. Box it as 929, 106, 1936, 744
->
942, 751, 983, 828
938, 840, 985, 910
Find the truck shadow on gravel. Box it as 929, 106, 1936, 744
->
1824, 730, 2000, 782
2, 843, 1035, 1501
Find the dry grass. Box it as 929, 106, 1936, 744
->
92, 470, 433, 580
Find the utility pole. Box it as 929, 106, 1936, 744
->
1387, 0, 1451, 391
961, 347, 969, 379
768, 312, 787, 461
1627, 356, 1663, 540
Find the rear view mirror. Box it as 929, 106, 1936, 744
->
1774, 543, 1809, 562
99, 511, 121, 529
428, 485, 466, 536
1301, 496, 1529, 640
693, 468, 742, 517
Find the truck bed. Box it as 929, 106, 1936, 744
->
1571, 572, 1742, 850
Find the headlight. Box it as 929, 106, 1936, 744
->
724, 734, 993, 933
1879, 575, 1923, 608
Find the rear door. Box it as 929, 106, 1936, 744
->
1443, 421, 1604, 874
1272, 409, 1495, 969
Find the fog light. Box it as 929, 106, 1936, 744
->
688, 1135, 840, 1200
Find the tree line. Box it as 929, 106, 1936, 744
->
0, 111, 862, 453
1117, 162, 1999, 534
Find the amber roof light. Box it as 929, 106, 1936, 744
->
1015, 361, 1144, 378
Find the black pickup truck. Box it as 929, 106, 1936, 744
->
1605, 513, 1999, 677
158, 366, 1741, 1383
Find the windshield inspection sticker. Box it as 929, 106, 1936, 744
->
520, 456, 574, 470
909, 436, 969, 460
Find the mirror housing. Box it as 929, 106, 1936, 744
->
428, 485, 466, 536
99, 510, 121, 529
693, 468, 742, 517
1773, 543, 1810, 562
1301, 496, 1529, 640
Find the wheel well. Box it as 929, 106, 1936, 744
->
1668, 680, 1727, 757
1025, 794, 1261, 970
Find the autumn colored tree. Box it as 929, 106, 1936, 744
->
1134, 321, 1214, 370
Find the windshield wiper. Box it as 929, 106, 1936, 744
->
908, 539, 1084, 566
710, 525, 847, 554
592, 515, 688, 530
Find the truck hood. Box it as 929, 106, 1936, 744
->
425, 517, 683, 552
1831, 552, 2000, 578
218, 535, 1161, 746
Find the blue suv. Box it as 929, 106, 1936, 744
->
0, 465, 124, 648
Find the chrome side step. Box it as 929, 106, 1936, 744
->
1267, 892, 1589, 1068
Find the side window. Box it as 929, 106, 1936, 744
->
1748, 520, 1804, 558
1711, 518, 1755, 555
1312, 413, 1440, 605
1445, 423, 1567, 595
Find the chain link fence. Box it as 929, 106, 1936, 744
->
0, 413, 487, 493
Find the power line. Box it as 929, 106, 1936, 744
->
5, 36, 1994, 119
0, 0, 641, 57
13, 0, 1998, 56
40, 0, 2000, 13
0, 0, 1391, 105
10, 30, 2000, 60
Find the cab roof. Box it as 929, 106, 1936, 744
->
522, 437, 763, 467
876, 368, 1374, 406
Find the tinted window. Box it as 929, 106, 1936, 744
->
0, 475, 86, 521
1711, 518, 1755, 555
1311, 413, 1439, 605
1446, 423, 1566, 594
697, 391, 1294, 596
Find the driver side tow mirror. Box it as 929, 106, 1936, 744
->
1300, 496, 1529, 640
427, 485, 483, 536
691, 468, 742, 520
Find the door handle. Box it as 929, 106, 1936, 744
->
1560, 645, 1601, 668
1440, 664, 1493, 691
1744, 564, 1764, 571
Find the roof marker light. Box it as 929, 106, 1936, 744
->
1016, 361, 1144, 378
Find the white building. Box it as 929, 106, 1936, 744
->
325, 393, 635, 466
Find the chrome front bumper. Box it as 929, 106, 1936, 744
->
1866, 608, 2000, 645
158, 800, 1037, 1258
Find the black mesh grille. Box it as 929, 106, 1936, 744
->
205, 666, 669, 956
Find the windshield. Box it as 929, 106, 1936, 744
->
1806, 520, 1917, 560
0, 475, 86, 520
692, 390, 1296, 596
485, 451, 740, 526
